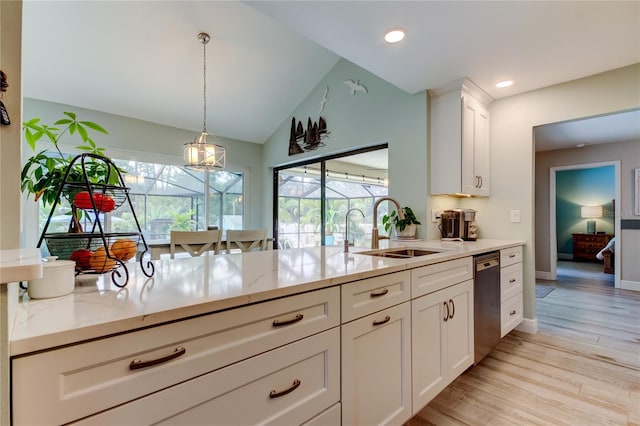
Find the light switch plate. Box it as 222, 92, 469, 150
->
510, 209, 521, 223
431, 209, 440, 223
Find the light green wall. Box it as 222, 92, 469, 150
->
261, 59, 428, 237
22, 99, 264, 243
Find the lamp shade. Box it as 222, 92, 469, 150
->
184, 132, 226, 170
580, 205, 602, 218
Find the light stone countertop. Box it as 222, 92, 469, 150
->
10, 239, 524, 356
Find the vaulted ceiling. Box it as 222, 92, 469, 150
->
22, 1, 640, 149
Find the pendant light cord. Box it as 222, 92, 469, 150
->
199, 33, 210, 134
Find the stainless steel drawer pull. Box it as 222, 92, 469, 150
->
510, 310, 517, 316
129, 346, 186, 370
373, 315, 391, 326
272, 313, 304, 327
509, 278, 516, 283
269, 379, 301, 398
370, 288, 389, 298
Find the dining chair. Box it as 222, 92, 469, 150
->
226, 229, 268, 253
170, 230, 222, 259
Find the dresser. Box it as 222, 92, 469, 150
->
572, 233, 612, 262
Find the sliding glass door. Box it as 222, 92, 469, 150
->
274, 145, 388, 249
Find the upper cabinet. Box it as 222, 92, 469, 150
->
429, 78, 492, 197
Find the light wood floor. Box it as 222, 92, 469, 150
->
408, 260, 640, 425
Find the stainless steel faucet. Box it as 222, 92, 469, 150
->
371, 197, 405, 249
344, 208, 365, 252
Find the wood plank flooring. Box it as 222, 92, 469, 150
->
408, 261, 640, 425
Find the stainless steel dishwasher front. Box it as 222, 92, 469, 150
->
473, 251, 501, 364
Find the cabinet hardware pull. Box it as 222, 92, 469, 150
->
373, 315, 391, 326
269, 379, 301, 399
510, 310, 517, 316
479, 176, 483, 188
370, 288, 389, 298
448, 299, 455, 319
443, 301, 449, 322
129, 346, 186, 370
272, 313, 304, 327
509, 278, 516, 283
509, 254, 516, 258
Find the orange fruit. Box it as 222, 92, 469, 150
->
110, 239, 137, 261
89, 247, 117, 273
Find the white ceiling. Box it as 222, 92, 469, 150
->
22, 1, 640, 150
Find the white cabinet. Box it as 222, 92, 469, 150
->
74, 328, 340, 425
500, 246, 524, 337
430, 78, 492, 197
341, 302, 412, 426
13, 287, 340, 425
411, 279, 474, 413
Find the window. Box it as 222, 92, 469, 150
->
38, 156, 245, 241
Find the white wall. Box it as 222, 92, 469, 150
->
261, 59, 428, 237
480, 64, 640, 321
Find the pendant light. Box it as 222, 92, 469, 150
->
184, 32, 226, 170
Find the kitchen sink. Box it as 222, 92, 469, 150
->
358, 248, 442, 259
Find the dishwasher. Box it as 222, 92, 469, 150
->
473, 251, 501, 364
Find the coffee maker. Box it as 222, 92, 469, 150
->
439, 209, 477, 241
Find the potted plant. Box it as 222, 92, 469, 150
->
382, 206, 421, 239
21, 111, 119, 232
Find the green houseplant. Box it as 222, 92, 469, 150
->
21, 112, 119, 231
382, 206, 421, 238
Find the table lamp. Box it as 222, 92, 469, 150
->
581, 205, 602, 234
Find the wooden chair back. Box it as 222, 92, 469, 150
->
226, 229, 268, 253
170, 230, 222, 259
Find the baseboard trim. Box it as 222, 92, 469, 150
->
557, 253, 573, 260
515, 318, 538, 334
620, 280, 640, 291
536, 270, 555, 280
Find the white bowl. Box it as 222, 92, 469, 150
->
28, 257, 76, 299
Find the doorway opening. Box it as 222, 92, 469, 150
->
549, 161, 621, 288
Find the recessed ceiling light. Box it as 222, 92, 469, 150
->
496, 80, 514, 88
384, 28, 406, 43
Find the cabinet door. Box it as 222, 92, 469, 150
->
411, 280, 474, 414
411, 290, 447, 412
461, 94, 490, 196
443, 280, 474, 379
342, 302, 412, 426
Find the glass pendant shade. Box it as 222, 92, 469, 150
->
184, 132, 226, 170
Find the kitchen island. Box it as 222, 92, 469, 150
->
10, 239, 524, 425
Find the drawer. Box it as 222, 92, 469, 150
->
13, 286, 340, 425
74, 328, 341, 425
500, 262, 523, 301
501, 293, 523, 338
411, 257, 473, 298
341, 271, 410, 323
500, 246, 523, 267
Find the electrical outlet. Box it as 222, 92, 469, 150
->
510, 209, 521, 223
431, 209, 440, 223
